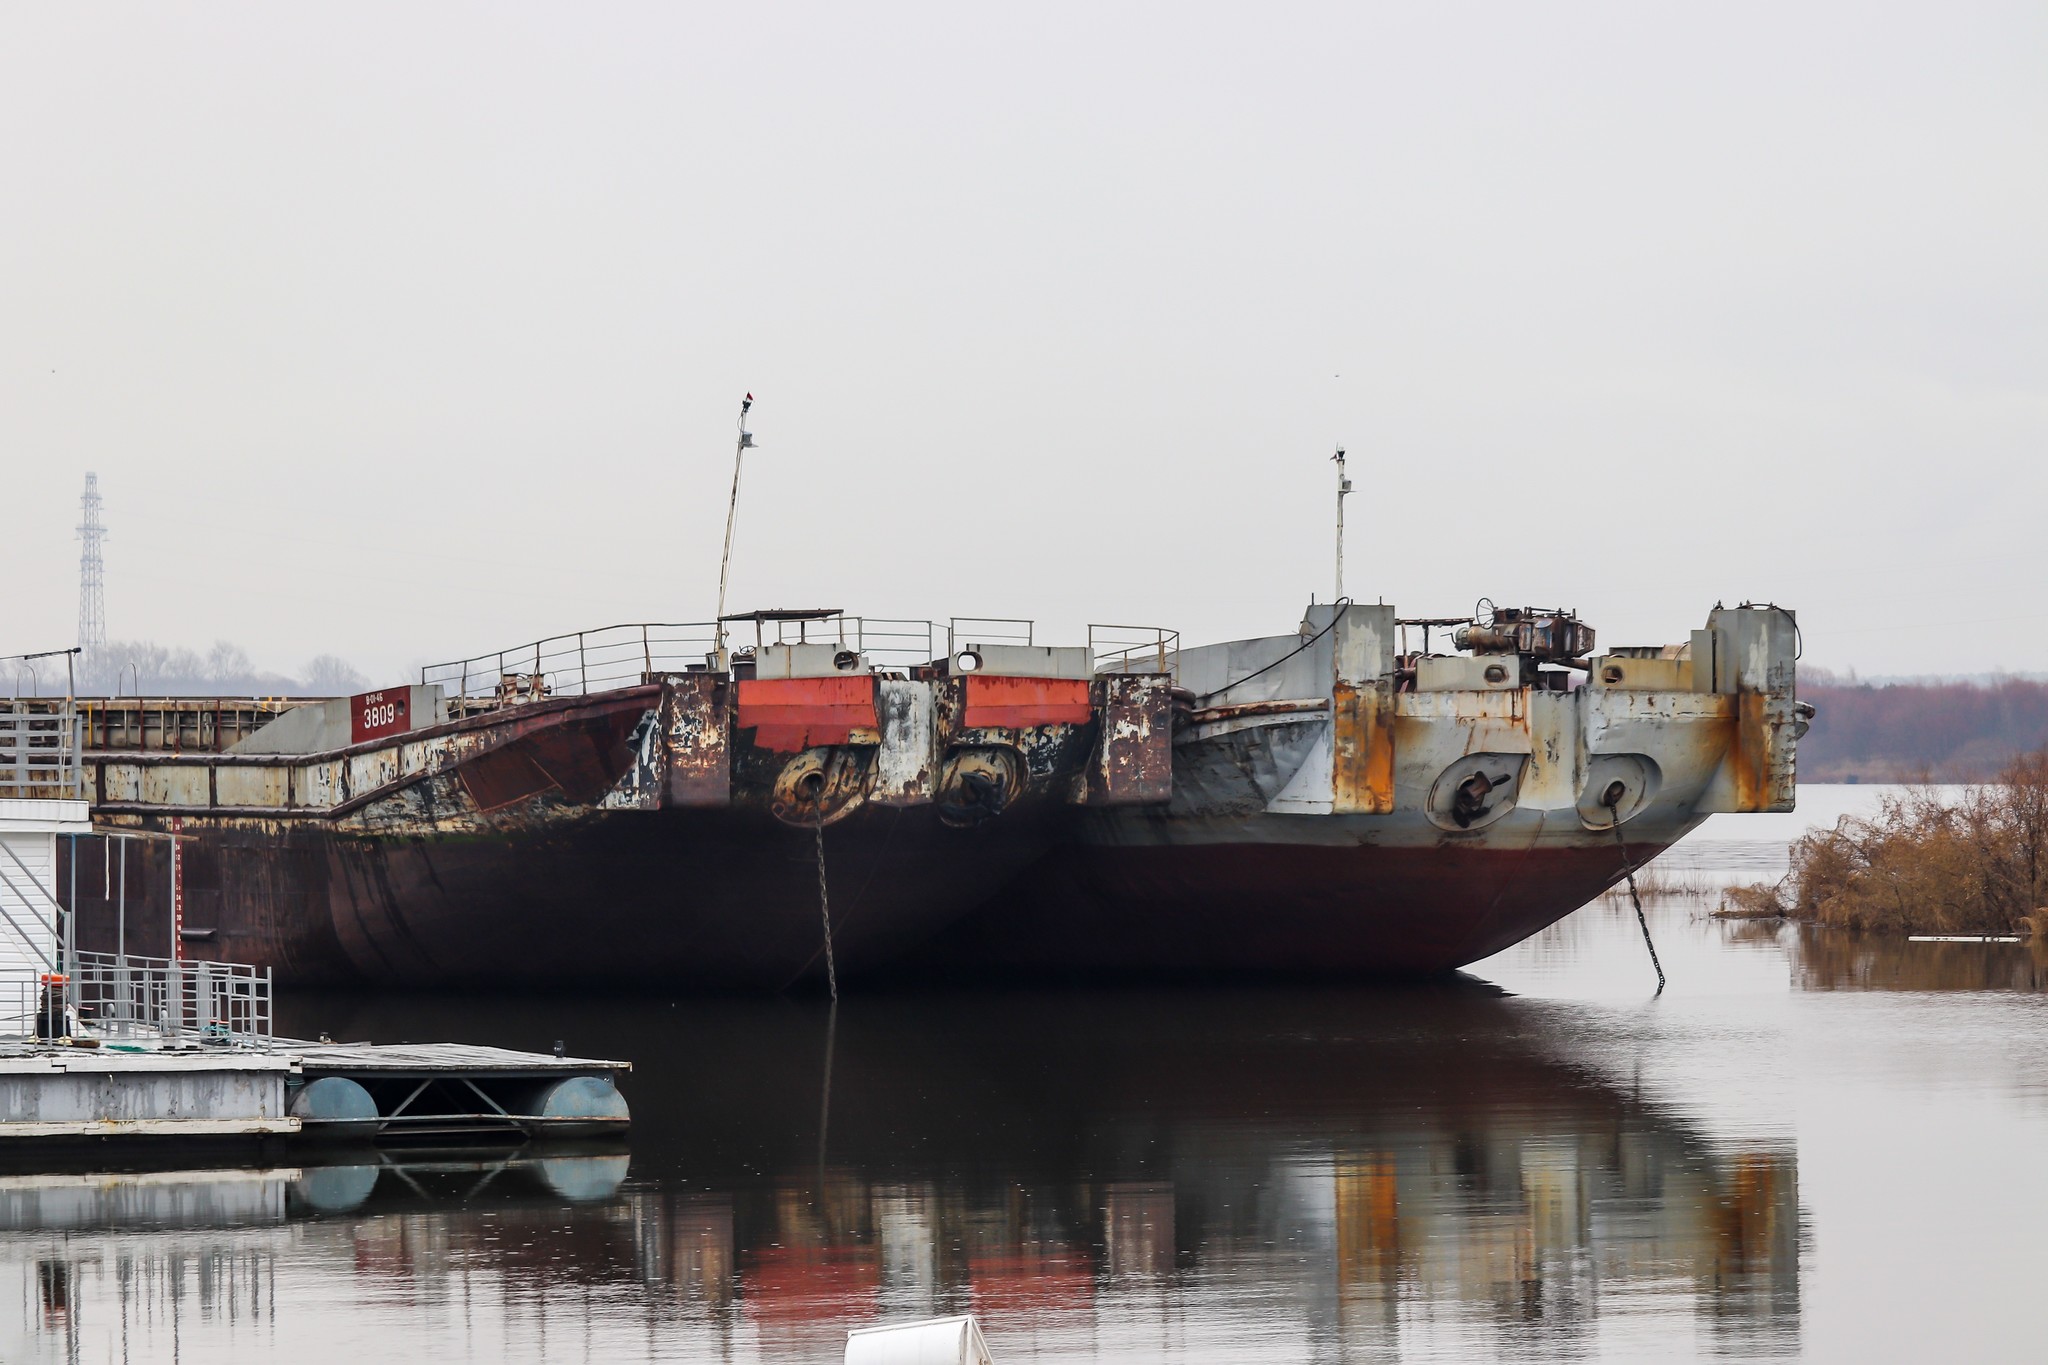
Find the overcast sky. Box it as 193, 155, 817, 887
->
3, 2, 2043, 686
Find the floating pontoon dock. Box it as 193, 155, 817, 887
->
0, 1038, 630, 1146
1, 771, 631, 1148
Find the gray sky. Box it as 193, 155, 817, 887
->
4, 2, 2044, 685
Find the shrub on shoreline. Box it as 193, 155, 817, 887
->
1726, 750, 2048, 935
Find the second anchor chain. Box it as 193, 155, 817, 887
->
1603, 787, 1667, 993
814, 805, 840, 1003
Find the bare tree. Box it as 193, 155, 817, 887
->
207, 640, 253, 687
79, 638, 348, 695
302, 654, 368, 695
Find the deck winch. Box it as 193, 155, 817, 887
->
1451, 604, 1596, 665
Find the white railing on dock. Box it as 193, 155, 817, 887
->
0, 951, 273, 1046
0, 974, 39, 1039
0, 700, 82, 799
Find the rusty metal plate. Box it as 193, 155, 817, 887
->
1331, 680, 1395, 815
1088, 674, 1171, 805
524, 718, 629, 804
661, 675, 730, 808
457, 743, 558, 813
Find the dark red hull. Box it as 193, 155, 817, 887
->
908, 836, 1656, 977
64, 805, 1069, 990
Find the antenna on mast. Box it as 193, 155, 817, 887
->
713, 395, 757, 670
1331, 446, 1351, 601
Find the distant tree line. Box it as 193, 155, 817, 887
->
1799, 673, 2048, 781
1, 640, 371, 698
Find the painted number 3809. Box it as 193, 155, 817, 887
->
351, 689, 409, 742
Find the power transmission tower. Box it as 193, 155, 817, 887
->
77, 472, 107, 650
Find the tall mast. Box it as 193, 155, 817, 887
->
77, 472, 107, 651
1332, 446, 1351, 601
713, 395, 756, 669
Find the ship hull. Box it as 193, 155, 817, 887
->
65, 805, 1065, 991
322, 805, 1063, 989
910, 811, 1694, 978
68, 805, 1676, 988
64, 677, 1114, 991
57, 600, 1802, 992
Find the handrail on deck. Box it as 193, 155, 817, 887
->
1090, 624, 1181, 680
0, 699, 82, 799
421, 613, 1184, 702
0, 950, 274, 1047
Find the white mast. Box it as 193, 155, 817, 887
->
713, 394, 757, 670
1332, 446, 1351, 600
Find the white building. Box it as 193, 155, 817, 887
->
0, 800, 91, 1029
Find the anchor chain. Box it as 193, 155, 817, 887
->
814, 805, 840, 1003
1603, 789, 1667, 993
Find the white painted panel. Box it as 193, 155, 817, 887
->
957, 644, 1091, 680
757, 642, 869, 679
1519, 691, 1586, 810
1334, 604, 1395, 685
0, 831, 57, 977
871, 681, 937, 805
1266, 731, 1334, 815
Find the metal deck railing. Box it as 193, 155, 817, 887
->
949, 617, 1035, 648
0, 699, 82, 799
419, 622, 722, 702
0, 951, 274, 1046
744, 616, 947, 671
420, 613, 1183, 703
1090, 624, 1181, 680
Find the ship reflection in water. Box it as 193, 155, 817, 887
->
2, 986, 1804, 1363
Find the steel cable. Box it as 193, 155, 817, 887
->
814, 806, 840, 1003
1606, 811, 1667, 993
1197, 598, 1353, 705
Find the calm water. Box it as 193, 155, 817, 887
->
9, 786, 2047, 1363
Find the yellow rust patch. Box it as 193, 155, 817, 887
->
1733, 692, 1767, 812
1332, 680, 1395, 814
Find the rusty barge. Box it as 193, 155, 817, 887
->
20, 599, 1806, 988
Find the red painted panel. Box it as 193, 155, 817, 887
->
737, 676, 877, 752
350, 689, 412, 744
962, 675, 1092, 728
